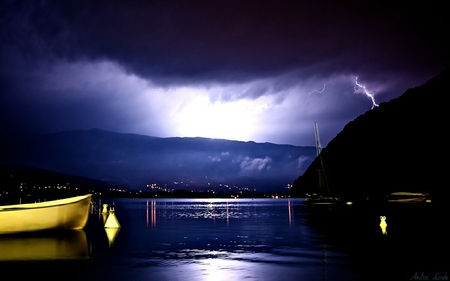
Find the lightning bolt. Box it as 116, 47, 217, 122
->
306, 76, 379, 110
306, 80, 332, 103
354, 76, 379, 109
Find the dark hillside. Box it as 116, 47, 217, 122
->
292, 67, 448, 203
0, 164, 119, 204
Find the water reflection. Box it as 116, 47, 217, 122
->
226, 201, 229, 225
12, 198, 444, 281
140, 198, 299, 222
105, 228, 120, 248
0, 230, 89, 261
299, 202, 450, 280
146, 200, 157, 227
288, 199, 293, 225
119, 199, 336, 275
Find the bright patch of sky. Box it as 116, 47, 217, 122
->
32, 59, 395, 146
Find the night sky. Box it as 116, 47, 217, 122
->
1, 1, 448, 146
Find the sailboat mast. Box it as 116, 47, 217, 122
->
314, 123, 331, 197
314, 122, 322, 157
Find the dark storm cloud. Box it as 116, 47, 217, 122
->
1, 0, 449, 145
3, 0, 447, 84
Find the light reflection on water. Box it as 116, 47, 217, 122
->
85, 198, 352, 281
1, 198, 448, 281
0, 229, 89, 261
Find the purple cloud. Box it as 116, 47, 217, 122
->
1, 0, 448, 146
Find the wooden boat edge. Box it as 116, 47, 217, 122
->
0, 194, 92, 211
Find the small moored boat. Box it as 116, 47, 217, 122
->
386, 192, 431, 204
0, 194, 92, 234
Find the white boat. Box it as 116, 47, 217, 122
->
304, 123, 341, 206
0, 194, 92, 234
386, 192, 431, 204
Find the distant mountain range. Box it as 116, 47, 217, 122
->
0, 130, 316, 193
292, 67, 448, 203
2, 68, 447, 200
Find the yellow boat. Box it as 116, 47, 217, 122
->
0, 194, 92, 234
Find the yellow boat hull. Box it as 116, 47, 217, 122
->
0, 194, 92, 234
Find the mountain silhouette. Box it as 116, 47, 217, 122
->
1, 129, 315, 193
292, 67, 448, 203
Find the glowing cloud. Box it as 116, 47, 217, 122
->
168, 93, 261, 141
8, 57, 393, 147
297, 155, 310, 169
240, 156, 272, 171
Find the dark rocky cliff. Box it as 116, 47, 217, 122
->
292, 67, 448, 203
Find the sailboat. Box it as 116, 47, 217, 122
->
304, 123, 341, 206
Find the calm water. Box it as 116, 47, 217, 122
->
0, 198, 448, 281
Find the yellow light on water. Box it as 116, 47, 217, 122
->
380, 216, 387, 235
